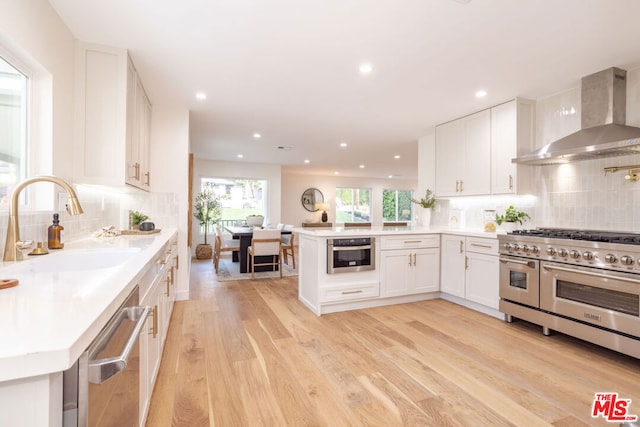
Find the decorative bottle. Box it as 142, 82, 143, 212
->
48, 213, 64, 249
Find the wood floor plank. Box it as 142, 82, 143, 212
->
146, 259, 640, 426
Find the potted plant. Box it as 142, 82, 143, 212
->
130, 210, 149, 229
495, 205, 531, 232
193, 186, 222, 259
412, 189, 436, 226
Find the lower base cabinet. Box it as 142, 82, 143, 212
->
380, 236, 440, 297
440, 234, 499, 310
139, 236, 178, 427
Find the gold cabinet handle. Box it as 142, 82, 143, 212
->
341, 289, 363, 295
460, 180, 464, 192
509, 174, 513, 190
408, 253, 412, 266
412, 253, 417, 266
144, 171, 150, 186
149, 305, 158, 338
133, 162, 140, 181
455, 180, 459, 192
165, 276, 171, 296
459, 240, 464, 254
465, 256, 469, 270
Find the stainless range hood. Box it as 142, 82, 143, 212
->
513, 67, 640, 165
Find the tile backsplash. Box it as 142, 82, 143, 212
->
0, 185, 178, 256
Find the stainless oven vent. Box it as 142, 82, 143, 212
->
514, 67, 640, 165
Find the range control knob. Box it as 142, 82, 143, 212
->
531, 246, 540, 254
605, 254, 618, 264
569, 250, 580, 259
521, 244, 530, 253
513, 244, 521, 252
558, 248, 569, 258
582, 251, 594, 261
620, 255, 634, 266
547, 247, 557, 256
503, 243, 513, 251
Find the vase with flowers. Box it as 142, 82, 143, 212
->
412, 189, 436, 226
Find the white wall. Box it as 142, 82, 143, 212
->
192, 159, 282, 250
0, 0, 76, 177
151, 105, 191, 300
281, 171, 417, 226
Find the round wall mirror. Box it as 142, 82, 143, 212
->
301, 188, 324, 212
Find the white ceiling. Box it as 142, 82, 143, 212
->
48, 0, 640, 180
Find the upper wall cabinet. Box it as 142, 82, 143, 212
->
74, 43, 152, 191
435, 109, 491, 197
435, 99, 534, 197
490, 99, 534, 195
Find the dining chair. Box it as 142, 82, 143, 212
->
247, 228, 283, 280
281, 225, 296, 269
343, 222, 371, 227
214, 226, 240, 273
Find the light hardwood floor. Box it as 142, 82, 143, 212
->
146, 258, 640, 426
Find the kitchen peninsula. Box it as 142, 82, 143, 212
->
296, 226, 501, 317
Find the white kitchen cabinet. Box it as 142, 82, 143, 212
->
380, 236, 440, 297
435, 110, 491, 197
74, 42, 152, 191
440, 234, 466, 298
440, 235, 499, 310
490, 99, 534, 195
139, 236, 178, 427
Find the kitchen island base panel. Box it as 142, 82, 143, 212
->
301, 292, 440, 316
499, 299, 640, 359
0, 372, 62, 427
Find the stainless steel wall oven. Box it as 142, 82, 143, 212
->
498, 228, 640, 359
327, 237, 375, 274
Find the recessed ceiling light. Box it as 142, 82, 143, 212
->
277, 146, 292, 150
334, 171, 340, 175
359, 63, 373, 74
304, 159, 310, 164
237, 154, 244, 158
253, 133, 261, 139
340, 142, 348, 148
359, 164, 365, 169
195, 92, 207, 100
394, 155, 401, 159
388, 175, 393, 179
475, 89, 487, 98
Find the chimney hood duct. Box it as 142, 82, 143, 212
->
514, 67, 640, 165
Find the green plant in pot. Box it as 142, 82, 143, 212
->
193, 185, 222, 259
130, 210, 149, 229
495, 205, 530, 231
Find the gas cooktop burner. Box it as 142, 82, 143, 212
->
510, 228, 640, 244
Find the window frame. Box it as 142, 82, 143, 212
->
335, 187, 372, 223
382, 188, 414, 222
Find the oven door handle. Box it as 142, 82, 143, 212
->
88, 305, 151, 384
499, 257, 536, 268
332, 245, 372, 251
542, 264, 640, 284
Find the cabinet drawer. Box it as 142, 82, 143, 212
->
380, 235, 439, 250
320, 282, 379, 303
465, 237, 499, 255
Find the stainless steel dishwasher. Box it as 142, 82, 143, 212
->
63, 286, 150, 427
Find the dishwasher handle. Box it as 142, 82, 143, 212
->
88, 305, 151, 384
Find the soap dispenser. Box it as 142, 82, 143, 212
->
48, 213, 64, 249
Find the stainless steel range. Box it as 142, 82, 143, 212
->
498, 228, 640, 359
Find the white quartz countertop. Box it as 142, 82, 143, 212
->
0, 228, 177, 382
294, 225, 501, 239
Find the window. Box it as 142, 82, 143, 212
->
383, 189, 413, 222
0, 55, 28, 205
336, 187, 371, 222
201, 177, 266, 227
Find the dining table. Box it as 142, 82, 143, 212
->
224, 226, 292, 273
